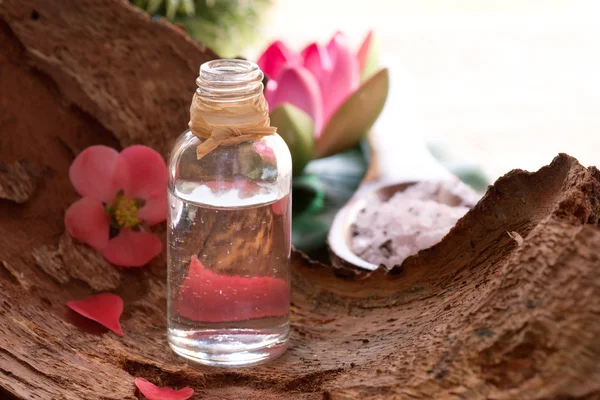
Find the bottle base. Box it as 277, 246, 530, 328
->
168, 326, 289, 367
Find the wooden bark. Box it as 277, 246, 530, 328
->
1, 1, 600, 399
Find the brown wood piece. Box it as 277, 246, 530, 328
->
0, 1, 599, 399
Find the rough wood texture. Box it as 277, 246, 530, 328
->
0, 161, 39, 203
1, 0, 599, 399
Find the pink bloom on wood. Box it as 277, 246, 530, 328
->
135, 378, 194, 400
65, 145, 166, 267
177, 256, 290, 323
67, 293, 124, 336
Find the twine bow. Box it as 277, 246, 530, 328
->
188, 91, 277, 159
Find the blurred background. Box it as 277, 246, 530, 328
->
133, 0, 600, 251
255, 0, 600, 184
142, 0, 599, 184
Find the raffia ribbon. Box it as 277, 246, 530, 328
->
188, 91, 277, 159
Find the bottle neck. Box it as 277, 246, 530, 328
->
196, 59, 264, 101
188, 59, 276, 159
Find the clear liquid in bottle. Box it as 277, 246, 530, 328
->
167, 181, 290, 366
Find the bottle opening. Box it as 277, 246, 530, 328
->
197, 59, 264, 99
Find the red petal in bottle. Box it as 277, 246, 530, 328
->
177, 256, 290, 323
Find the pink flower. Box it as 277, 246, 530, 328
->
259, 31, 388, 166
258, 31, 366, 136
67, 293, 124, 336
65, 145, 167, 267
134, 378, 194, 400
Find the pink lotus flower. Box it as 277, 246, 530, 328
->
65, 145, 167, 267
67, 293, 124, 336
259, 32, 375, 136
258, 31, 388, 170
135, 378, 194, 400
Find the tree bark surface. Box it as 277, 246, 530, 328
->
0, 1, 599, 399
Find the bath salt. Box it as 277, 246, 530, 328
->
350, 183, 470, 268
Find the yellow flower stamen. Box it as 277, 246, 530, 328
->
113, 195, 141, 228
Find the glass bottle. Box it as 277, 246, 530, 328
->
167, 59, 292, 367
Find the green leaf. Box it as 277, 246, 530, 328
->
172, 0, 271, 57
130, 0, 272, 57
292, 146, 368, 252
316, 68, 389, 158
179, 0, 195, 16
146, 0, 163, 14
270, 104, 315, 177
166, 0, 181, 20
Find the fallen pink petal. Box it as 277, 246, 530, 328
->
134, 378, 194, 400
66, 293, 124, 336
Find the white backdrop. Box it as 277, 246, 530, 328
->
252, 0, 600, 181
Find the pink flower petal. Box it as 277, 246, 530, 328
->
120, 145, 167, 201
265, 65, 324, 134
323, 32, 360, 123
264, 79, 278, 105
357, 30, 374, 75
135, 378, 194, 400
67, 293, 124, 336
64, 197, 110, 250
257, 40, 300, 80
137, 196, 167, 226
69, 145, 127, 203
177, 256, 290, 323
301, 42, 333, 92
102, 229, 162, 267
